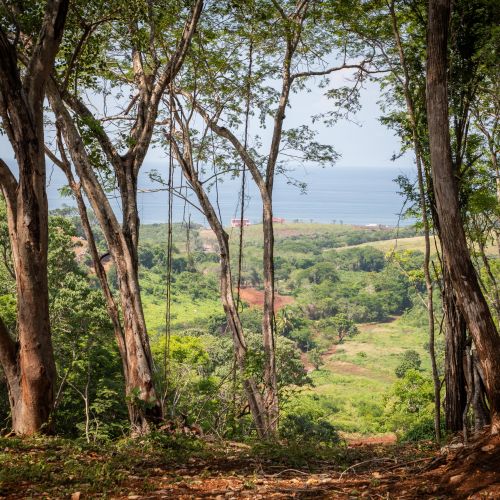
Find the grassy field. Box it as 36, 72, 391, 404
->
296, 316, 431, 437
339, 235, 429, 254
338, 233, 498, 256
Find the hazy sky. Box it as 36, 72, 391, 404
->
0, 78, 410, 170
0, 75, 414, 225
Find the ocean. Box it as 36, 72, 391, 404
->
44, 163, 414, 227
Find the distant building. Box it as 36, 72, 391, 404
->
231, 218, 251, 227
273, 217, 285, 224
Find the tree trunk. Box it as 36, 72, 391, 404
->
169, 133, 269, 437
442, 268, 467, 432
0, 0, 69, 434
178, 93, 283, 436
114, 250, 161, 432
427, 0, 500, 433
48, 86, 160, 433
10, 150, 56, 434
261, 200, 279, 437
471, 350, 491, 431
0, 147, 56, 435
389, 2, 441, 440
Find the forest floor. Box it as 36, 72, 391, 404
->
1, 431, 499, 499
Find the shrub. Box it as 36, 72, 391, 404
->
280, 414, 340, 445
303, 262, 339, 285
395, 350, 422, 378
383, 369, 435, 440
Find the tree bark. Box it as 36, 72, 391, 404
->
261, 198, 279, 435
426, 0, 500, 433
442, 267, 467, 432
0, 0, 69, 434
471, 350, 491, 430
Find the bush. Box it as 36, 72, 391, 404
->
401, 418, 437, 442
383, 369, 435, 440
395, 350, 422, 378
303, 262, 339, 285
286, 327, 316, 351
280, 414, 340, 445
333, 247, 386, 272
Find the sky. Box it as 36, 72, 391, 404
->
0, 77, 410, 170
0, 73, 415, 225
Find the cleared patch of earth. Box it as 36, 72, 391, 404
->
239, 287, 294, 312
347, 434, 397, 446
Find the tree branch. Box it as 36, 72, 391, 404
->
0, 158, 18, 220
179, 92, 269, 201
291, 60, 385, 80
0, 315, 17, 381
25, 0, 69, 103
63, 92, 123, 172
130, 0, 204, 173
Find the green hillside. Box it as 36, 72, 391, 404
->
138, 222, 435, 440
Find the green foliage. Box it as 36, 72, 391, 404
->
301, 262, 339, 285
173, 272, 219, 301
332, 247, 386, 272
383, 370, 435, 441
0, 295, 16, 331
308, 347, 324, 370
395, 350, 422, 379
318, 313, 359, 343
48, 217, 127, 439
280, 414, 340, 445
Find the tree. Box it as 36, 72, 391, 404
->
426, 0, 500, 433
177, 0, 373, 436
388, 0, 441, 442
346, 0, 498, 437
0, 0, 69, 434
165, 99, 269, 437
395, 350, 422, 379
46, 0, 204, 432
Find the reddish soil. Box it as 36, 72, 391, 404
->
301, 344, 337, 373
300, 351, 314, 373
1, 432, 499, 499
322, 344, 337, 359
348, 434, 397, 446
114, 432, 500, 499
239, 287, 294, 312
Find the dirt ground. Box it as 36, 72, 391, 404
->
1, 432, 499, 499
239, 287, 294, 312
114, 433, 500, 499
